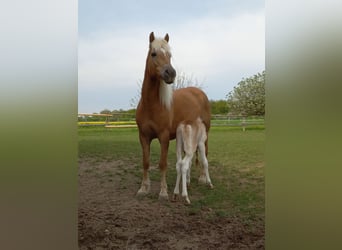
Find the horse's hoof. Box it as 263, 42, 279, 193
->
158, 192, 169, 201
184, 196, 191, 205
172, 194, 179, 202
137, 186, 150, 197
198, 175, 207, 185
137, 191, 147, 197
208, 183, 214, 189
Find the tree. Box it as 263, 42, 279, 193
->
227, 71, 265, 116
100, 109, 111, 114
210, 100, 229, 114
173, 71, 203, 90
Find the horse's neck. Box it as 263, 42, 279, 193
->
141, 77, 159, 104
141, 77, 173, 110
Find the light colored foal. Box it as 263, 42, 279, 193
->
173, 118, 213, 204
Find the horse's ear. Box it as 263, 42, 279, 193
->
149, 32, 155, 43
164, 33, 169, 42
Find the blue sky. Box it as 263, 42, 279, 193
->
78, 0, 264, 113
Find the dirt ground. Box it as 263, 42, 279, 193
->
78, 159, 264, 249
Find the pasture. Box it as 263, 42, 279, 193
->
78, 126, 265, 249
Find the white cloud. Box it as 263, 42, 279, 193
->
79, 33, 147, 88
171, 11, 264, 80
78, 9, 264, 111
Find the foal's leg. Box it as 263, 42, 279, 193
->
186, 160, 191, 186
181, 153, 193, 204
198, 142, 213, 188
173, 134, 183, 201
173, 159, 182, 201
159, 134, 170, 200
137, 134, 151, 195
198, 133, 209, 184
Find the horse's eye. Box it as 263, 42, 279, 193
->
151, 52, 157, 57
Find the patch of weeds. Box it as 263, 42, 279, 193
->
197, 183, 230, 208
187, 206, 201, 216
146, 192, 159, 201
132, 171, 141, 178
162, 202, 172, 209
104, 169, 113, 177
149, 170, 160, 182
215, 210, 231, 218
84, 169, 93, 174
187, 199, 205, 216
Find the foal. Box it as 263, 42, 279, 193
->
173, 118, 213, 204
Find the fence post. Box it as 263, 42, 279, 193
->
242, 117, 246, 132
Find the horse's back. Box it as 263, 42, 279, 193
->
172, 87, 211, 138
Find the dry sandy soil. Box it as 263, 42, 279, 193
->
78, 159, 264, 249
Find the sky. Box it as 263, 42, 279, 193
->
78, 0, 264, 113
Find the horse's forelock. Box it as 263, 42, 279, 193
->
150, 38, 171, 55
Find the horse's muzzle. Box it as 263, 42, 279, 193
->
161, 65, 176, 84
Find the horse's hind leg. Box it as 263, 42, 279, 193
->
181, 154, 192, 204
198, 142, 213, 188
158, 135, 170, 200
198, 137, 207, 183
198, 149, 207, 185
173, 133, 183, 201
172, 160, 182, 201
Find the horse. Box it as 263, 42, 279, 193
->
136, 32, 211, 200
173, 118, 213, 204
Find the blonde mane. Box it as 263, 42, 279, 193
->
151, 37, 173, 110
159, 80, 173, 110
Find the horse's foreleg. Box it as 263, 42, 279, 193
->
137, 134, 151, 196
159, 138, 169, 200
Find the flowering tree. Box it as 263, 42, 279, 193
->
227, 71, 265, 116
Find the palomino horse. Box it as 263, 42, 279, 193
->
136, 32, 211, 200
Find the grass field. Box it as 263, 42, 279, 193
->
78, 125, 265, 226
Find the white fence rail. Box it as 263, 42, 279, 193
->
78, 113, 264, 130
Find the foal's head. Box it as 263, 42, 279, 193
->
147, 32, 176, 84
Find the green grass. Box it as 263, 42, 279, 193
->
78, 127, 140, 160
78, 120, 137, 126
78, 125, 264, 224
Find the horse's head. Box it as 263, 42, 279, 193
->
147, 32, 176, 84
